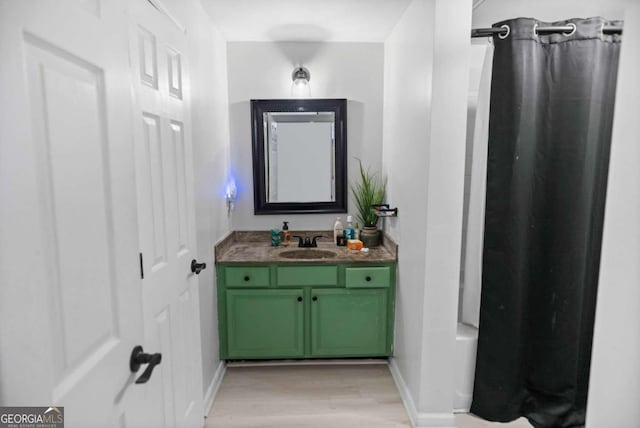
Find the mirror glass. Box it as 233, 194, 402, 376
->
251, 99, 347, 214
264, 111, 335, 203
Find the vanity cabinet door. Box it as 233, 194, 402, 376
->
226, 289, 304, 358
310, 288, 389, 357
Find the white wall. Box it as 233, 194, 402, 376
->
418, 0, 471, 414
383, 0, 435, 415
472, 0, 627, 27
190, 22, 231, 401
384, 0, 471, 426
226, 41, 384, 231
587, 1, 640, 426
459, 42, 489, 321
168, 0, 232, 401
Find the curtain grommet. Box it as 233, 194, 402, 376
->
533, 23, 539, 38
498, 24, 510, 39
563, 23, 577, 37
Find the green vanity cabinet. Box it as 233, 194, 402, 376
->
216, 263, 396, 360
225, 266, 270, 287
310, 288, 388, 356
226, 289, 304, 358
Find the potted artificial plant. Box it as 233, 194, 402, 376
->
351, 159, 387, 247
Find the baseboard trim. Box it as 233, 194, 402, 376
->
203, 360, 226, 418
388, 358, 420, 427
388, 358, 456, 428
227, 358, 388, 368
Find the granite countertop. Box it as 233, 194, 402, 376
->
215, 231, 397, 264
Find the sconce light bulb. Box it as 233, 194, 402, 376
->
291, 66, 310, 85
291, 66, 311, 97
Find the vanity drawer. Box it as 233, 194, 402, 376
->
345, 266, 391, 288
277, 266, 338, 286
225, 266, 270, 287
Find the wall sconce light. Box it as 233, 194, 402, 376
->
291, 66, 311, 97
225, 178, 237, 216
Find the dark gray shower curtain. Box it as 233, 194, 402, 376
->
471, 18, 622, 428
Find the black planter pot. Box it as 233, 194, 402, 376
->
360, 226, 380, 248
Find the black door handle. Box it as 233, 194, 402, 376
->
130, 345, 162, 384
312, 296, 318, 301
191, 259, 206, 275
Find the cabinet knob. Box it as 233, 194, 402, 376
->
312, 296, 318, 302
365, 276, 372, 282
297, 296, 303, 302
244, 275, 250, 282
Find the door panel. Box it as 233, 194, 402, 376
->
226, 289, 305, 358
137, 26, 158, 89
0, 1, 144, 425
154, 307, 176, 428
311, 289, 388, 356
169, 120, 189, 254
167, 48, 183, 99
25, 34, 119, 377
175, 287, 198, 421
139, 112, 168, 269
129, 2, 204, 427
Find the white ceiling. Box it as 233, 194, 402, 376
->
201, 0, 413, 42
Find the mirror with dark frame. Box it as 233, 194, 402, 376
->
251, 99, 347, 214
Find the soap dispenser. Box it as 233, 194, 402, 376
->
282, 221, 292, 246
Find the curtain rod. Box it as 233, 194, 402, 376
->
471, 25, 623, 38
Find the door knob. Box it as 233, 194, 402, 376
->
191, 259, 206, 275
130, 345, 162, 384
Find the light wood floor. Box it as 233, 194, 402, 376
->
456, 414, 533, 427
205, 364, 533, 428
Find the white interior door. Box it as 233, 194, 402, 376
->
128, 2, 205, 427
0, 0, 150, 426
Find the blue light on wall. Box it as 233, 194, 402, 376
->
224, 174, 237, 215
